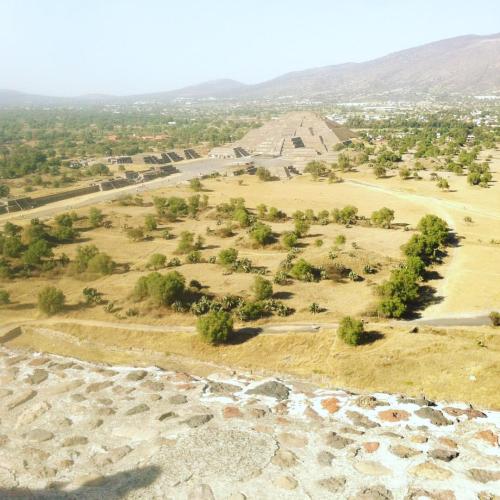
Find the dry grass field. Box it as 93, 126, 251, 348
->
4, 321, 500, 409
1, 146, 499, 406
2, 154, 499, 325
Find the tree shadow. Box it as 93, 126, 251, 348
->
0, 326, 22, 344
423, 269, 443, 281
359, 330, 385, 345
406, 285, 444, 320
4, 302, 36, 311
229, 327, 263, 344
0, 465, 161, 499
273, 291, 294, 300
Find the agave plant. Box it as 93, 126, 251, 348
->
309, 302, 323, 314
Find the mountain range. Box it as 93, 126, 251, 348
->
1, 33, 499, 107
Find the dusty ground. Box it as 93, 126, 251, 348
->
0, 344, 499, 499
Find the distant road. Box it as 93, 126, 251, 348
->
0, 158, 240, 223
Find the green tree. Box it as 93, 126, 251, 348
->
197, 310, 233, 344
377, 268, 419, 318
38, 286, 65, 315
23, 239, 53, 266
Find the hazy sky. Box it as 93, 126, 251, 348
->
1, 0, 499, 96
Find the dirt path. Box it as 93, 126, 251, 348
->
345, 179, 500, 221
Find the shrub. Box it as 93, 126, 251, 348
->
176, 231, 203, 254
490, 311, 500, 327
371, 207, 395, 228
437, 178, 450, 191
292, 218, 309, 237
186, 250, 202, 263
309, 302, 321, 314
237, 301, 266, 321
133, 271, 185, 306
147, 253, 166, 270
337, 316, 364, 345
233, 207, 251, 228
89, 207, 104, 228
373, 165, 386, 178
399, 167, 411, 180
290, 258, 318, 282
250, 223, 273, 246
82, 287, 103, 305
162, 229, 174, 240
74, 244, 99, 271
0, 289, 10, 305
274, 270, 289, 285
332, 205, 358, 225
126, 227, 145, 242
252, 276, 273, 301
268, 207, 285, 222
87, 253, 115, 275
189, 178, 203, 192
304, 160, 328, 179
144, 215, 157, 232
197, 310, 233, 344
256, 167, 272, 181
218, 247, 239, 267
216, 224, 234, 238
38, 286, 65, 315
281, 232, 298, 249
335, 234, 346, 245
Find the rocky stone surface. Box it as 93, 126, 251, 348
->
0, 346, 499, 499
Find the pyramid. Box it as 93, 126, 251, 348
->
233, 111, 357, 169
